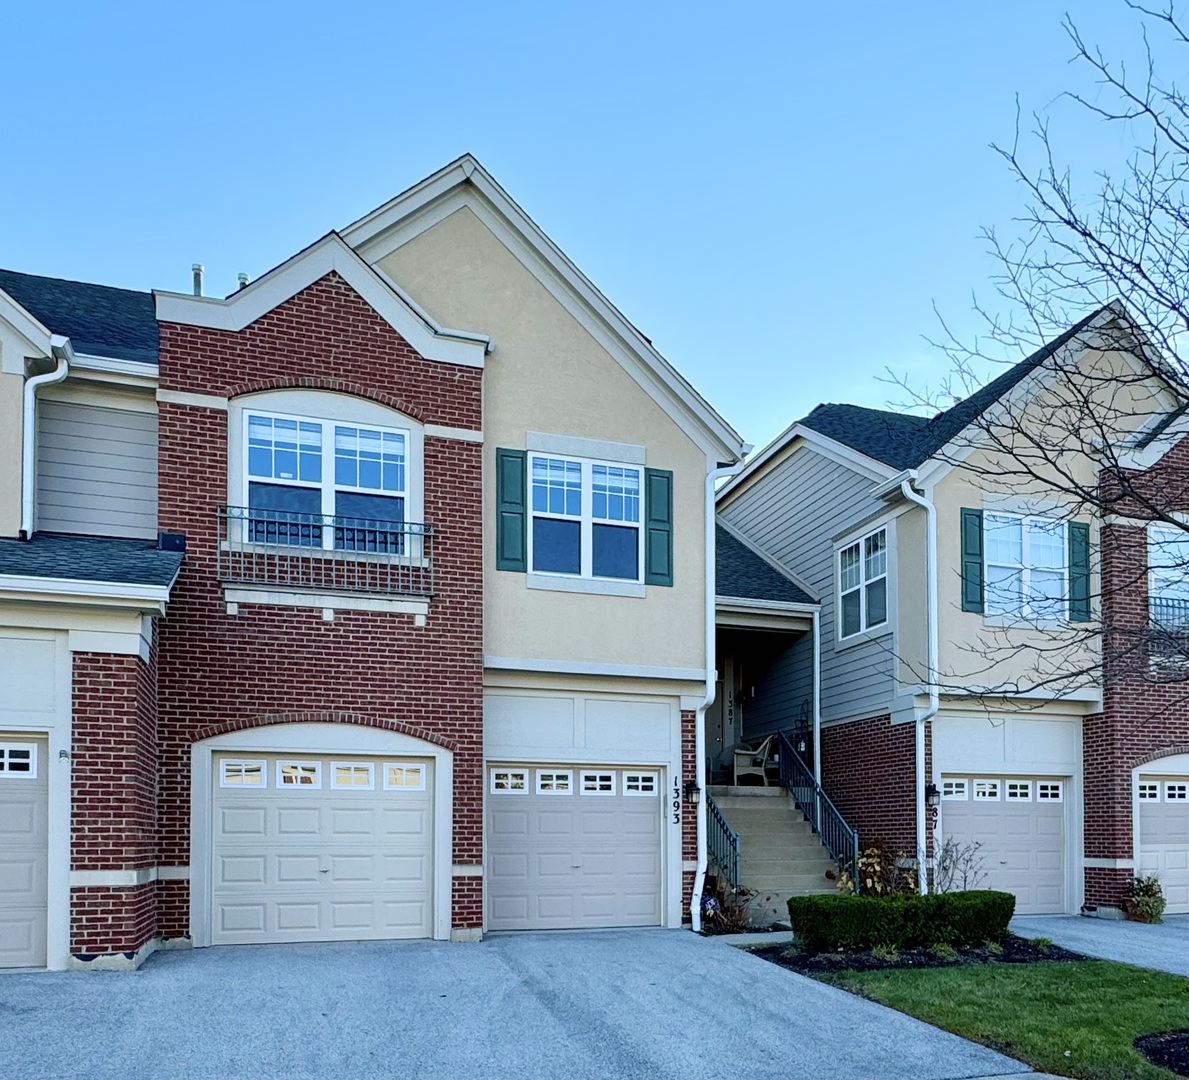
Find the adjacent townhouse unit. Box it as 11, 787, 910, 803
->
0, 155, 746, 969
716, 304, 1189, 918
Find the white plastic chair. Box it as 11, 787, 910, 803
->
733, 734, 776, 786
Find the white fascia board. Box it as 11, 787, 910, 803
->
154, 233, 489, 369
715, 595, 818, 615
0, 575, 171, 610
484, 654, 707, 682
0, 288, 53, 360
70, 352, 159, 386
343, 156, 744, 461
718, 423, 896, 509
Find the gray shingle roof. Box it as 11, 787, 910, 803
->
0, 268, 158, 365
0, 533, 182, 589
801, 308, 1108, 470
716, 524, 815, 605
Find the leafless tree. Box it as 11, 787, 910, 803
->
887, 3, 1189, 709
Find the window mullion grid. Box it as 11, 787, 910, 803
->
321, 426, 335, 550
581, 460, 593, 579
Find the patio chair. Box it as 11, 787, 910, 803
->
733, 734, 777, 786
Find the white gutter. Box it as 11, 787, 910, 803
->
691, 449, 751, 932
20, 337, 71, 539
898, 474, 938, 896
812, 607, 822, 786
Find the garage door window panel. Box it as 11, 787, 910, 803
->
1006, 780, 1032, 802
0, 743, 37, 778
221, 759, 266, 788
491, 769, 528, 794
536, 770, 572, 794
277, 761, 321, 788
1037, 781, 1064, 802
1167, 782, 1188, 801
1139, 781, 1160, 801
383, 762, 426, 791
332, 762, 375, 790
974, 779, 1001, 800
624, 772, 659, 795
581, 772, 617, 795
942, 778, 968, 800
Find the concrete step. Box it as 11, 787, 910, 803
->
708, 785, 787, 799
741, 856, 834, 875
715, 804, 810, 824
746, 873, 838, 891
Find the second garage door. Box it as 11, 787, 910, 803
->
939, 775, 1066, 914
0, 739, 48, 968
211, 753, 433, 945
487, 765, 663, 930
1138, 776, 1189, 914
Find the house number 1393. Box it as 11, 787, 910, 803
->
672, 778, 682, 824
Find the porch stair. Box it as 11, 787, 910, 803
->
707, 785, 838, 899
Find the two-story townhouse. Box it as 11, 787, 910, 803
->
0, 155, 744, 970
718, 304, 1189, 919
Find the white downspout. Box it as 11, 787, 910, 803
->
20, 339, 70, 540
899, 477, 938, 896
812, 607, 822, 787
691, 452, 750, 932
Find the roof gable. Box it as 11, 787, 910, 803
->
715, 522, 815, 605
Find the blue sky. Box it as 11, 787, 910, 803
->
2, 1, 1157, 451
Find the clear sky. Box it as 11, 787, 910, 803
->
2, 1, 1158, 452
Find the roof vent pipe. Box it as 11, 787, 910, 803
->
237, 272, 250, 290
192, 264, 204, 297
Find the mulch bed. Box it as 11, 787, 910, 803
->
752, 934, 1087, 975
1135, 1030, 1189, 1077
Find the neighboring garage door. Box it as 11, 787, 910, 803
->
1138, 776, 1189, 914
211, 753, 433, 945
0, 739, 48, 968
487, 765, 663, 931
939, 775, 1066, 914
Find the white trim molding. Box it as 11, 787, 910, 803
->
1084, 858, 1136, 870
527, 431, 646, 465
154, 232, 490, 369
484, 655, 706, 682
424, 424, 483, 444
222, 587, 430, 619
157, 389, 229, 411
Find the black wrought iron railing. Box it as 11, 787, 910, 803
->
217, 505, 434, 597
1150, 596, 1189, 662
706, 791, 740, 893
776, 729, 859, 884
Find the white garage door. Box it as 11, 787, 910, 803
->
487, 765, 663, 931
1138, 776, 1189, 914
0, 740, 48, 967
211, 753, 433, 945
939, 776, 1066, 915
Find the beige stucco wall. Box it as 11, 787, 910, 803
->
0, 372, 23, 538
931, 346, 1160, 693
895, 502, 928, 690
376, 206, 708, 673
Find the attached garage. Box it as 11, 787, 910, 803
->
1138, 775, 1189, 914
487, 765, 663, 931
210, 751, 434, 945
0, 739, 48, 967
939, 775, 1067, 915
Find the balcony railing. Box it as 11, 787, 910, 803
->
217, 505, 433, 598
1150, 596, 1189, 662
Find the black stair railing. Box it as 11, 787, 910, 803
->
775, 729, 859, 884
706, 791, 740, 893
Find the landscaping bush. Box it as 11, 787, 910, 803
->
787, 890, 1016, 950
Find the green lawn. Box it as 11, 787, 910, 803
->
821, 959, 1189, 1080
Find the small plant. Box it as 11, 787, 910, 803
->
1124, 874, 1166, 924
1032, 936, 1053, 952
871, 943, 900, 962
934, 837, 988, 893
984, 939, 1004, 956
847, 839, 919, 896
931, 942, 959, 961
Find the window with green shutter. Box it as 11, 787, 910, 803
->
495, 448, 527, 572
960, 507, 985, 613
644, 468, 673, 586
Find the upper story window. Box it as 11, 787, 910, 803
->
1149, 525, 1189, 627
984, 513, 1066, 619
838, 527, 887, 638
244, 410, 408, 552
528, 453, 643, 582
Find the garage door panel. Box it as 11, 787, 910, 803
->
0, 738, 48, 967
211, 752, 433, 944
487, 764, 663, 931
1139, 779, 1189, 913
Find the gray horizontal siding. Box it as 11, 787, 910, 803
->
741, 631, 814, 742
36, 401, 158, 539
721, 447, 893, 723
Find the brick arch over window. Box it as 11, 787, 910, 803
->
192, 711, 457, 753
1135, 744, 1189, 768
228, 377, 426, 423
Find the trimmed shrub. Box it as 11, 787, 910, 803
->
787, 890, 1016, 950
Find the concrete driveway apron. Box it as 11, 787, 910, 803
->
0, 929, 1028, 1080
1011, 913, 1189, 977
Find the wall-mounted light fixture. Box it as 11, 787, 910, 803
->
683, 779, 701, 806
925, 782, 941, 809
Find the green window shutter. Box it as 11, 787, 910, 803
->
496, 448, 527, 573
1068, 521, 1091, 622
960, 508, 984, 613
644, 468, 674, 587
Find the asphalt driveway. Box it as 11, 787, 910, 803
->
1011, 913, 1189, 977
0, 929, 1028, 1080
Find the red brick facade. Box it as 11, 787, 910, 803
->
681, 708, 696, 919
821, 713, 929, 858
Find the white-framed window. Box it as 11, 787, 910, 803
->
1139, 781, 1161, 801
941, 778, 968, 801
276, 760, 322, 788
1037, 781, 1064, 802
536, 770, 573, 794
1165, 781, 1188, 801
1006, 780, 1032, 802
838, 527, 888, 638
1149, 524, 1189, 631
219, 759, 266, 787
581, 771, 617, 795
0, 743, 38, 778
383, 762, 426, 791
490, 769, 528, 794
974, 779, 1001, 801
624, 771, 659, 795
527, 453, 643, 582
243, 409, 412, 552
984, 514, 1067, 619
331, 761, 375, 790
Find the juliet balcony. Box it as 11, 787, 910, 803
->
1149, 595, 1189, 663
216, 505, 434, 599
